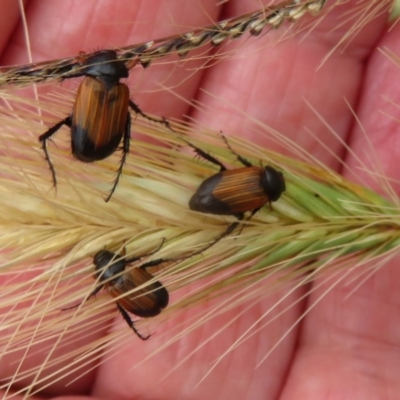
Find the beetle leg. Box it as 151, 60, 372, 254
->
38, 116, 72, 188
116, 302, 150, 340
186, 142, 227, 171
234, 207, 262, 236
247, 207, 261, 220
186, 218, 241, 255
140, 217, 244, 268
104, 113, 131, 202
125, 238, 166, 264
139, 258, 166, 270
221, 134, 253, 167
61, 283, 103, 311
128, 100, 173, 132
139, 245, 213, 270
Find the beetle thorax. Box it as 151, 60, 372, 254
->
260, 166, 286, 202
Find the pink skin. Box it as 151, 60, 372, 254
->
0, 1, 398, 399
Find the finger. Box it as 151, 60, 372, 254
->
1, 0, 221, 120
0, 0, 221, 397
281, 19, 400, 400
93, 2, 389, 399
190, 1, 388, 170
0, 0, 22, 55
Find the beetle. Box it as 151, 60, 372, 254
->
63, 242, 170, 340
188, 135, 285, 243
62, 233, 235, 339
39, 50, 171, 202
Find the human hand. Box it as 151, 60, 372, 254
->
0, 1, 396, 399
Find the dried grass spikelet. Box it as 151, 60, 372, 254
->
0, 82, 399, 396
0, 2, 397, 398
0, 0, 329, 88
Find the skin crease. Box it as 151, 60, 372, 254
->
0, 1, 399, 399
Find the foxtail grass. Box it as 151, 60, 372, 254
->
0, 0, 397, 397
0, 90, 399, 395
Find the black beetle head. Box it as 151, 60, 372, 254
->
261, 166, 285, 202
93, 249, 126, 283
83, 50, 129, 85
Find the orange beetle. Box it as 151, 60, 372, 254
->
91, 249, 169, 340
64, 244, 169, 341
62, 236, 234, 339
189, 136, 285, 241
39, 50, 169, 202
